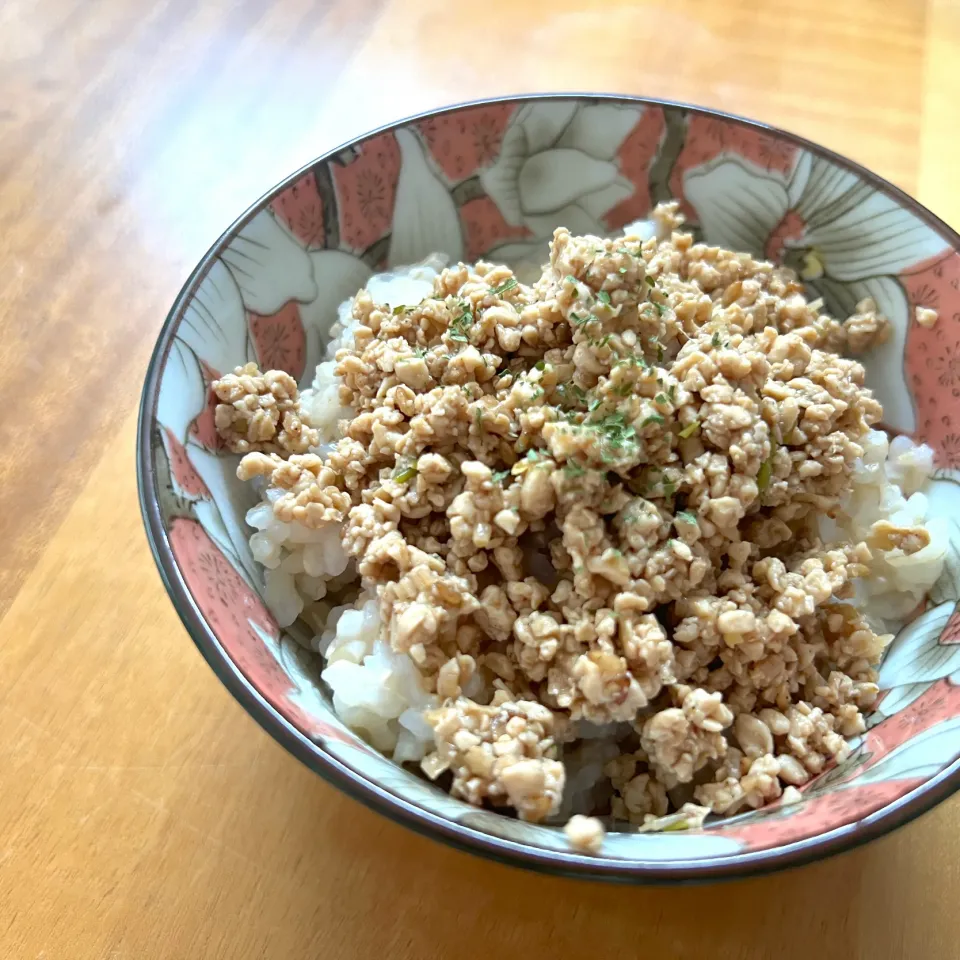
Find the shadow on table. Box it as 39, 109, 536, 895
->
276, 772, 906, 960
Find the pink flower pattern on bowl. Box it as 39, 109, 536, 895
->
139, 97, 960, 880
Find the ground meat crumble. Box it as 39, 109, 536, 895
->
220, 204, 908, 850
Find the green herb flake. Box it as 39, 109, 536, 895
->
757, 459, 773, 491
491, 277, 519, 296
474, 408, 484, 430
662, 819, 691, 832
394, 466, 417, 484
492, 469, 510, 484
617, 247, 632, 256
678, 420, 700, 439
711, 331, 721, 348
597, 290, 612, 306
668, 384, 676, 401
663, 480, 676, 497
392, 304, 408, 315
448, 299, 474, 343
526, 449, 540, 462
645, 275, 657, 287
589, 411, 638, 461
676, 510, 698, 525
618, 266, 628, 274
758, 440, 779, 492
535, 360, 546, 371
655, 393, 668, 405
564, 461, 586, 478
564, 275, 578, 286
641, 413, 665, 427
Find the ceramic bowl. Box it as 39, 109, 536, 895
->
137, 94, 960, 881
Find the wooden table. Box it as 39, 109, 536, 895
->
2, 0, 959, 956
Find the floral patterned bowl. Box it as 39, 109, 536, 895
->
137, 95, 960, 882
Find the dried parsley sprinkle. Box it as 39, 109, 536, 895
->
678, 420, 700, 438
668, 384, 676, 401
394, 466, 417, 484
492, 468, 510, 484
676, 510, 697, 525
392, 304, 408, 315
618, 266, 628, 274
474, 408, 484, 430
617, 247, 632, 256
449, 302, 473, 342
663, 479, 676, 497
564, 275, 578, 285
564, 460, 586, 478
597, 290, 612, 306
491, 277, 518, 296
525, 449, 540, 462
711, 331, 721, 348
535, 360, 546, 371
641, 413, 665, 427
590, 411, 637, 458
655, 393, 668, 405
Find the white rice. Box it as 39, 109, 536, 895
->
820, 429, 947, 625
246, 256, 449, 762
318, 596, 438, 759
242, 250, 949, 783
300, 255, 448, 439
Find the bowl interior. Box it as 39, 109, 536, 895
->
141, 96, 960, 876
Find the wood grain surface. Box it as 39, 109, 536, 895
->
1, 0, 959, 956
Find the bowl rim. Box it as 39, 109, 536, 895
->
137, 92, 960, 883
